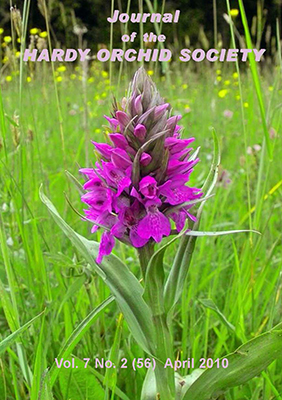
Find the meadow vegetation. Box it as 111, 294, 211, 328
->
0, 1, 282, 399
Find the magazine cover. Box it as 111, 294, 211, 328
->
0, 1, 281, 399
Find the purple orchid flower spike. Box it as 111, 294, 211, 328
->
80, 67, 202, 263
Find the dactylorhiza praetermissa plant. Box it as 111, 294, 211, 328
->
80, 68, 202, 263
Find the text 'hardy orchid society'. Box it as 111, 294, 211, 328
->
80, 68, 202, 263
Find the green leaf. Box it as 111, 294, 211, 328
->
143, 236, 186, 398
198, 299, 235, 333
186, 229, 261, 237
56, 275, 87, 318
0, 311, 44, 355
40, 187, 155, 358
59, 358, 104, 400
75, 357, 131, 400
4, 113, 19, 128
164, 129, 220, 312
65, 170, 84, 195
39, 370, 54, 400
237, 0, 272, 158
30, 314, 46, 400
182, 327, 282, 400
49, 296, 114, 387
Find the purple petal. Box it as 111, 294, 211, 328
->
111, 221, 126, 239
140, 152, 152, 166
139, 176, 158, 199
104, 115, 119, 130
167, 158, 199, 177
167, 115, 182, 127
81, 188, 112, 213
92, 142, 113, 159
111, 148, 132, 169
103, 163, 131, 195
83, 177, 104, 190
109, 133, 128, 149
165, 137, 195, 155
173, 125, 181, 137
109, 133, 136, 156
160, 184, 202, 205
137, 207, 171, 242
112, 194, 130, 212
154, 103, 169, 118
169, 211, 186, 232
184, 210, 197, 222
116, 177, 131, 196
130, 186, 143, 202
116, 111, 131, 129
129, 225, 149, 247
96, 232, 115, 263
79, 168, 96, 178
134, 124, 147, 140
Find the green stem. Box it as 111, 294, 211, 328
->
137, 242, 155, 280
138, 243, 175, 399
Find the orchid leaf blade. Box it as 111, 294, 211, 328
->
0, 310, 44, 356
185, 229, 261, 237
182, 326, 282, 400
40, 186, 155, 358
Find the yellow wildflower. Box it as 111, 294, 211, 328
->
148, 70, 154, 76
216, 76, 222, 82
70, 74, 76, 80
230, 9, 239, 18
4, 36, 12, 43
95, 128, 101, 133
182, 84, 188, 89
101, 70, 108, 78
235, 94, 240, 100
244, 102, 249, 108
233, 72, 238, 79
268, 86, 274, 92
0, 28, 4, 35
15, 51, 20, 58
56, 76, 62, 82
26, 76, 32, 83
6, 76, 12, 82
88, 77, 94, 83
57, 65, 66, 72
39, 31, 48, 38
218, 89, 228, 98
30, 28, 39, 35
216, 69, 221, 75
224, 80, 230, 86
